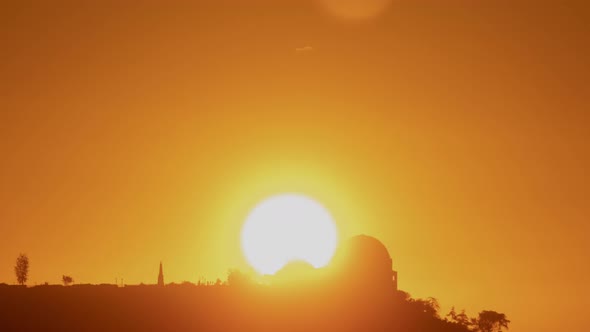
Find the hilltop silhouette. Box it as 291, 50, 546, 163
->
0, 235, 509, 332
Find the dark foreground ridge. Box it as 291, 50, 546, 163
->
0, 282, 490, 332
1, 236, 508, 332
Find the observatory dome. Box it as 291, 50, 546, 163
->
334, 235, 397, 292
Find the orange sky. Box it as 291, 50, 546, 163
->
1, 1, 589, 331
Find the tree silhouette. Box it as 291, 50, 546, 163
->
425, 297, 440, 316
14, 254, 29, 285
447, 307, 472, 328
447, 307, 458, 322
227, 269, 252, 287
62, 275, 74, 286
475, 310, 510, 332
410, 297, 440, 317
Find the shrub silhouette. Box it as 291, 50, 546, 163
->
62, 275, 74, 286
445, 308, 510, 332
227, 269, 253, 287
475, 310, 510, 332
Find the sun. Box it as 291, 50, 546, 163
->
241, 194, 339, 275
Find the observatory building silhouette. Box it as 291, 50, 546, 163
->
266, 234, 398, 296
335, 235, 398, 292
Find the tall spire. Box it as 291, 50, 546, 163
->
158, 261, 164, 286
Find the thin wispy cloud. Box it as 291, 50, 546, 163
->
295, 46, 314, 53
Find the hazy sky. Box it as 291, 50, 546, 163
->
1, 1, 589, 332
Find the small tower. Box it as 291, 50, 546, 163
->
158, 261, 164, 286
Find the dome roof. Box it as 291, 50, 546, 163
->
331, 234, 393, 272
329, 235, 396, 293
346, 235, 392, 263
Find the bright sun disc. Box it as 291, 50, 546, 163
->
241, 194, 338, 275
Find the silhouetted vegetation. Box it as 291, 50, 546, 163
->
475, 310, 511, 332
62, 275, 74, 286
14, 254, 29, 285
227, 268, 253, 287
447, 307, 473, 328
446, 307, 511, 332
409, 297, 441, 318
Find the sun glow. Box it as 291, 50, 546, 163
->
241, 194, 338, 275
